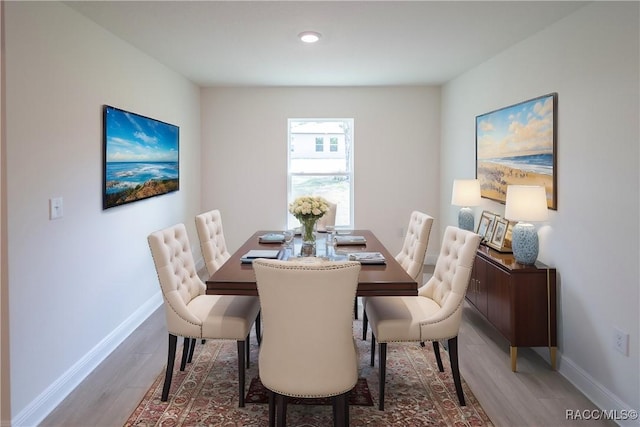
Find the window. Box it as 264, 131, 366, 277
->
330, 137, 338, 152
288, 119, 354, 229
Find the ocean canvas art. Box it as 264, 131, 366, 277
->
476, 93, 557, 209
103, 106, 179, 209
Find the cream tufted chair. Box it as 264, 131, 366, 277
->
364, 226, 481, 410
195, 210, 261, 345
253, 258, 361, 427
316, 201, 337, 232
195, 209, 231, 276
362, 211, 433, 337
395, 211, 434, 280
148, 223, 261, 406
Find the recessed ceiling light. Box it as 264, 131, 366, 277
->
298, 31, 321, 43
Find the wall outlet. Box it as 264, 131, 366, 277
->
613, 327, 629, 356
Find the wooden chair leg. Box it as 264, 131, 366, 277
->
333, 392, 348, 427
370, 333, 376, 367
448, 336, 465, 406
268, 390, 276, 427
433, 341, 444, 372
237, 340, 246, 407
161, 334, 177, 401
180, 337, 191, 371
245, 334, 251, 368
276, 393, 287, 427
378, 342, 387, 411
362, 311, 368, 340
187, 337, 196, 363
255, 311, 262, 345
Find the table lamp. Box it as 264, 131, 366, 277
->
504, 185, 548, 265
451, 179, 481, 231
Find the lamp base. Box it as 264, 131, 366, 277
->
458, 207, 474, 231
511, 222, 538, 265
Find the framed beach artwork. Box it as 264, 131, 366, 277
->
476, 93, 557, 209
103, 105, 179, 209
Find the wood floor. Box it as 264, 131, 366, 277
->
40, 293, 613, 426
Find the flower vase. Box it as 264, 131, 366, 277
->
300, 219, 318, 257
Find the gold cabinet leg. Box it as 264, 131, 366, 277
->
510, 346, 517, 372
549, 346, 557, 370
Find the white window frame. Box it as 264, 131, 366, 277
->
287, 118, 354, 229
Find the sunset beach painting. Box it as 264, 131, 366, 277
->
476, 93, 557, 209
103, 106, 179, 209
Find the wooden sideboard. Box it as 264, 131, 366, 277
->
466, 245, 557, 371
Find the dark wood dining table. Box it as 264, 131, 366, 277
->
205, 229, 418, 297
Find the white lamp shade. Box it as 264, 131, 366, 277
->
504, 185, 548, 222
451, 179, 481, 206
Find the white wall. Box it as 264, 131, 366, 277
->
441, 2, 639, 418
4, 2, 201, 424
201, 86, 441, 260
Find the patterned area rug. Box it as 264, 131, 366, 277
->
245, 377, 373, 406
125, 320, 493, 426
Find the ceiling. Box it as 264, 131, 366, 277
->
66, 1, 587, 87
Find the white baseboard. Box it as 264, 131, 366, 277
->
543, 349, 638, 427
13, 292, 163, 427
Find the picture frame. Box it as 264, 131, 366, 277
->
477, 210, 498, 242
103, 105, 179, 209
486, 218, 512, 252
476, 93, 557, 210
503, 220, 515, 250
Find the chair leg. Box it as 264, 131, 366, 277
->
433, 341, 444, 372
268, 390, 276, 427
245, 334, 251, 368
378, 342, 387, 411
354, 297, 358, 319
161, 334, 177, 401
187, 337, 196, 363
448, 336, 465, 406
333, 392, 349, 427
237, 340, 246, 407
255, 311, 262, 345
370, 334, 376, 367
362, 310, 368, 340
180, 337, 191, 371
276, 393, 287, 427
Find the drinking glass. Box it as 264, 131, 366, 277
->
283, 230, 295, 249
324, 226, 335, 257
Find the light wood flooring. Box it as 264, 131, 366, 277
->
40, 290, 613, 426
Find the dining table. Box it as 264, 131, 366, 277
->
205, 229, 418, 297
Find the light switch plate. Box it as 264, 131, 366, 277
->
50, 197, 63, 219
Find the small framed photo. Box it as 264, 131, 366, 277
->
478, 211, 498, 242
487, 218, 513, 253
491, 219, 507, 246
503, 220, 516, 250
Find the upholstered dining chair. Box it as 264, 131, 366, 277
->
362, 211, 434, 338
364, 226, 481, 410
195, 209, 231, 276
316, 201, 337, 232
148, 223, 261, 406
253, 258, 361, 427
195, 209, 261, 347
